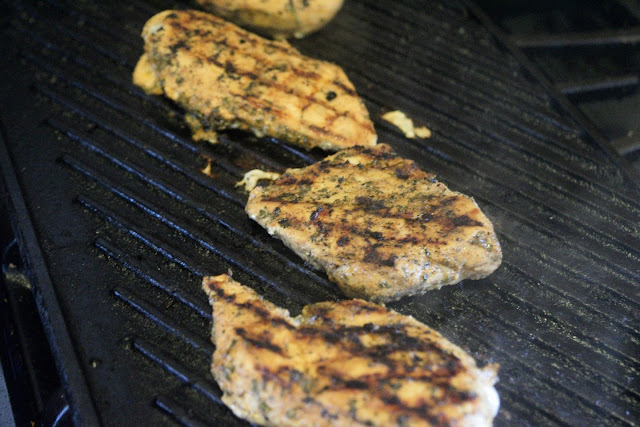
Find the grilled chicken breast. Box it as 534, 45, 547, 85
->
203, 274, 500, 426
196, 0, 344, 39
133, 10, 376, 151
246, 144, 502, 302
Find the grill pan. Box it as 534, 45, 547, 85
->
0, 0, 639, 425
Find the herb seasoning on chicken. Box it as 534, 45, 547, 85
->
246, 144, 502, 302
203, 274, 500, 426
133, 10, 376, 151
196, 0, 344, 39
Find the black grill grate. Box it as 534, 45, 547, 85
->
1, 0, 639, 425
476, 0, 640, 169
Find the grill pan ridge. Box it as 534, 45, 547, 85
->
0, 0, 639, 425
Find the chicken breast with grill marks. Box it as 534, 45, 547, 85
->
196, 0, 344, 39
203, 274, 500, 426
246, 144, 502, 302
133, 10, 376, 151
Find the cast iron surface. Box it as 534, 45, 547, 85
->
0, 0, 639, 425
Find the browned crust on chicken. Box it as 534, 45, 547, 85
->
196, 0, 345, 39
203, 274, 500, 426
245, 144, 502, 302
133, 10, 376, 151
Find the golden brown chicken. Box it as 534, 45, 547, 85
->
133, 10, 376, 151
203, 274, 500, 426
195, 0, 344, 39
245, 144, 502, 302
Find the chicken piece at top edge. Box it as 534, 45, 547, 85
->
196, 0, 345, 39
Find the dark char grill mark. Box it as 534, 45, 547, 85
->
212, 283, 294, 329
450, 214, 484, 227
235, 327, 283, 353
337, 236, 350, 246
355, 196, 387, 212
363, 246, 397, 267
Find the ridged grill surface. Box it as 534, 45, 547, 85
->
0, 0, 638, 425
